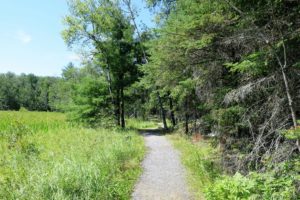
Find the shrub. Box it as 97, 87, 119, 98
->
205, 163, 299, 200
169, 132, 299, 200
212, 106, 246, 136
205, 173, 255, 200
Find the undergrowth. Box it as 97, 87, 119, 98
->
0, 111, 145, 199
168, 133, 299, 200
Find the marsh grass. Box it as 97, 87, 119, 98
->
0, 111, 145, 199
0, 111, 69, 133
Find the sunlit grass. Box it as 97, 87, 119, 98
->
126, 118, 159, 130
0, 111, 145, 199
167, 133, 221, 200
0, 111, 69, 133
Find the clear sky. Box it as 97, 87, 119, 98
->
0, 0, 155, 77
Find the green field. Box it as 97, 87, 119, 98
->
0, 111, 145, 199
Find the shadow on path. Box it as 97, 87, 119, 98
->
137, 128, 174, 137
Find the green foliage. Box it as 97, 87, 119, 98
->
0, 111, 68, 133
171, 79, 196, 103
0, 72, 61, 111
225, 52, 268, 76
206, 161, 299, 200
70, 76, 112, 126
0, 111, 145, 199
281, 126, 300, 140
62, 0, 144, 128
212, 106, 246, 135
126, 118, 159, 130
205, 173, 256, 200
170, 133, 299, 200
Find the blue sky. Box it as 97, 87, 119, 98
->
0, 0, 155, 77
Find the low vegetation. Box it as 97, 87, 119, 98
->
168, 133, 300, 200
167, 134, 221, 199
0, 111, 145, 199
126, 118, 159, 130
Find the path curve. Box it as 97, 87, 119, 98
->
132, 132, 192, 200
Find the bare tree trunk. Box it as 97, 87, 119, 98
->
123, 0, 148, 63
115, 90, 121, 126
276, 39, 300, 151
281, 69, 297, 127
282, 69, 299, 150
120, 86, 125, 128
157, 92, 168, 129
106, 67, 113, 98
185, 114, 189, 134
169, 96, 176, 127
193, 109, 197, 134
185, 99, 189, 134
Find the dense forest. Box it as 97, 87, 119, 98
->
0, 72, 60, 111
1, 0, 299, 199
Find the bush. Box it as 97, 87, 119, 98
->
205, 173, 255, 200
212, 106, 246, 136
205, 170, 298, 200
169, 132, 299, 200
281, 126, 300, 140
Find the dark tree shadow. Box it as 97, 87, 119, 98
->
137, 128, 173, 137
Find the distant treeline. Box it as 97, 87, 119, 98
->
0, 72, 63, 111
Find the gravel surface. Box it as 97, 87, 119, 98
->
132, 132, 192, 200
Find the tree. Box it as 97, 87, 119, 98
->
142, 0, 300, 174
62, 0, 141, 128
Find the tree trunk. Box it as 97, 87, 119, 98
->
120, 86, 125, 128
115, 90, 121, 126
281, 69, 297, 127
169, 96, 176, 127
157, 92, 168, 129
280, 68, 300, 151
123, 0, 148, 63
276, 39, 299, 151
134, 108, 138, 118
185, 99, 189, 134
45, 84, 50, 111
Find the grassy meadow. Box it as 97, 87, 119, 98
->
0, 111, 146, 199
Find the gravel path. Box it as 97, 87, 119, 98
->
132, 132, 192, 200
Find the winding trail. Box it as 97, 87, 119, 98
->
132, 131, 192, 200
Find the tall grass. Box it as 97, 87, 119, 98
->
167, 133, 221, 199
0, 111, 145, 199
126, 118, 159, 130
0, 111, 69, 133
